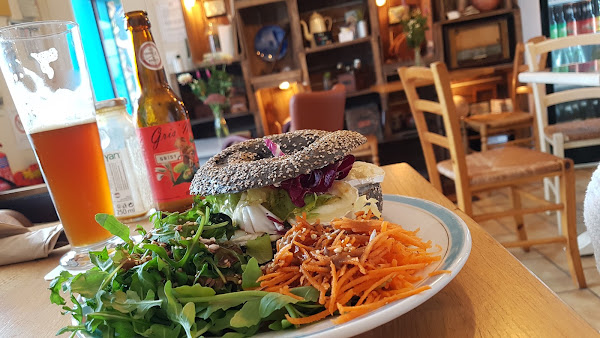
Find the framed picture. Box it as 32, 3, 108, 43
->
388, 5, 408, 25
203, 0, 226, 18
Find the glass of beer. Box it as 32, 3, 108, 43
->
0, 21, 116, 269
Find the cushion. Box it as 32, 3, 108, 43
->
437, 147, 564, 186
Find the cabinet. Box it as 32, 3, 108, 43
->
233, 0, 384, 136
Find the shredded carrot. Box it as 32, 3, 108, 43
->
261, 212, 444, 326
429, 269, 452, 276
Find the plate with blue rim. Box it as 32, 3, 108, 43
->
258, 194, 472, 337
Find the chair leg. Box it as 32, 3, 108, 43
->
552, 133, 566, 232
481, 125, 488, 151
510, 186, 529, 252
560, 162, 586, 288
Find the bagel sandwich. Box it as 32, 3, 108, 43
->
189, 130, 384, 237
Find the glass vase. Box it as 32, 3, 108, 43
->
413, 46, 422, 66
212, 105, 230, 139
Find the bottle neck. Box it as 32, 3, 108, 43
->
130, 28, 169, 92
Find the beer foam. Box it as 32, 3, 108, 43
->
29, 116, 98, 134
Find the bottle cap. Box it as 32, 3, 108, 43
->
95, 98, 128, 111
126, 11, 151, 30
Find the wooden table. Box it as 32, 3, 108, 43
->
0, 163, 596, 337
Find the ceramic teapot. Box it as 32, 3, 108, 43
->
300, 12, 332, 47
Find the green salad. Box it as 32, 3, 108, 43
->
49, 197, 323, 337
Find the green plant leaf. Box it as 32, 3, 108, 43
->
241, 257, 262, 290
230, 299, 261, 328
95, 213, 131, 244
290, 286, 320, 302
172, 284, 216, 298
70, 270, 109, 298
245, 235, 273, 264
259, 292, 301, 318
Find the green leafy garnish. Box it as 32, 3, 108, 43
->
50, 196, 324, 337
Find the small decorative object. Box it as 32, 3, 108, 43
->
177, 66, 232, 138
323, 72, 332, 90
203, 0, 226, 18
254, 25, 288, 62
471, 0, 501, 12
388, 5, 409, 25
357, 20, 368, 38
300, 11, 332, 48
338, 27, 354, 42
400, 8, 429, 66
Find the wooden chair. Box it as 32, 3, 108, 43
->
398, 62, 586, 288
525, 34, 600, 206
461, 41, 539, 151
289, 84, 379, 165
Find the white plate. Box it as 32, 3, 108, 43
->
75, 195, 471, 337
258, 194, 472, 337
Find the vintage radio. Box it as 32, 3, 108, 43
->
444, 14, 515, 69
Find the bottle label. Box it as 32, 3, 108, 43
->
138, 41, 163, 71
104, 149, 143, 217
137, 120, 199, 204
578, 18, 595, 34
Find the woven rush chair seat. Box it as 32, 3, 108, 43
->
437, 147, 563, 186
465, 112, 532, 129
544, 118, 600, 142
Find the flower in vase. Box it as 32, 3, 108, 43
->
400, 8, 429, 50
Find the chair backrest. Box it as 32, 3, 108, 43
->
398, 62, 471, 211
525, 34, 600, 136
289, 84, 346, 132
511, 36, 547, 110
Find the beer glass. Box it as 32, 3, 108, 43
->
0, 21, 116, 269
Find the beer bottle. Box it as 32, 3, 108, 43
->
550, 6, 558, 39
126, 11, 200, 212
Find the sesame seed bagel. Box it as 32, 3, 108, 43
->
190, 129, 367, 196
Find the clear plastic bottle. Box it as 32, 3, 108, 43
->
96, 98, 154, 221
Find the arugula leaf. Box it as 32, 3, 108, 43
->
245, 234, 273, 264
241, 257, 262, 290
290, 286, 320, 302
95, 214, 131, 245
162, 281, 195, 338
208, 309, 237, 334
259, 292, 301, 318
49, 270, 73, 305
230, 299, 261, 328
172, 284, 216, 298
70, 270, 109, 298
89, 248, 113, 271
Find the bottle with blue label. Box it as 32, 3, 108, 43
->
96, 98, 153, 221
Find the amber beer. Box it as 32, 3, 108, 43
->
127, 11, 199, 212
29, 120, 113, 247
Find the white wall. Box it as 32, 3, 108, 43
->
518, 0, 543, 42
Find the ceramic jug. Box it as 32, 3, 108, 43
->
300, 11, 332, 47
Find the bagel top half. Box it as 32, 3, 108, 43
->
189, 130, 367, 196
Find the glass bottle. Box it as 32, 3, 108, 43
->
96, 98, 153, 221
126, 11, 200, 212
207, 21, 221, 54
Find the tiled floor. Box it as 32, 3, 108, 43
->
472, 165, 600, 331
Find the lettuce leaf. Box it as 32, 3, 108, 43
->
205, 193, 242, 216
267, 189, 332, 221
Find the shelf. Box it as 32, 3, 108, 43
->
305, 37, 372, 54
438, 8, 513, 25
346, 89, 376, 98
249, 69, 303, 90
234, 0, 285, 10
